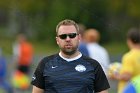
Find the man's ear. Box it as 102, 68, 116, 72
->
78, 34, 82, 42
56, 37, 59, 45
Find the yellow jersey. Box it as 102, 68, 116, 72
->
118, 49, 140, 93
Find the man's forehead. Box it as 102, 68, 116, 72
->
58, 25, 77, 34
59, 25, 76, 29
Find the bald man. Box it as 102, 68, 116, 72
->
83, 29, 110, 75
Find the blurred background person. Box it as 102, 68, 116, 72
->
13, 33, 33, 75
83, 28, 110, 75
78, 24, 89, 56
0, 48, 13, 93
110, 27, 140, 93
12, 33, 33, 90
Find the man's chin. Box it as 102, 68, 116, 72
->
63, 50, 76, 55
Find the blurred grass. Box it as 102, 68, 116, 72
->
0, 38, 59, 56
0, 89, 5, 93
32, 41, 59, 55
103, 41, 129, 56
0, 38, 128, 56
0, 26, 129, 56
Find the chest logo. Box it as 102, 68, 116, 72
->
52, 66, 58, 68
32, 74, 36, 81
75, 64, 86, 72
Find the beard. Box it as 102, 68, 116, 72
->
59, 45, 78, 55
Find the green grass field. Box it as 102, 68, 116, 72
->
103, 42, 128, 55
0, 38, 128, 56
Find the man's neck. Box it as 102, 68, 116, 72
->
60, 51, 81, 59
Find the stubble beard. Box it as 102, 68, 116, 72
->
60, 46, 78, 55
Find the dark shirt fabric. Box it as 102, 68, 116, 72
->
31, 54, 110, 93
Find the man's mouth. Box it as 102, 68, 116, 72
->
65, 44, 72, 48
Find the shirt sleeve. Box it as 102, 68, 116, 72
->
94, 62, 110, 92
31, 58, 46, 89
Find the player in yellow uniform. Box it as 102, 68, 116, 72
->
119, 49, 140, 93
110, 28, 140, 93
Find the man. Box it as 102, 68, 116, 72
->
83, 29, 110, 75
110, 28, 140, 93
31, 19, 110, 93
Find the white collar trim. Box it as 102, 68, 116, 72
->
59, 52, 82, 62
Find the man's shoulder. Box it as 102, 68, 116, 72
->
37, 54, 59, 68
40, 54, 59, 63
122, 51, 134, 60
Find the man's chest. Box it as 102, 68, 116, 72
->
43, 62, 95, 86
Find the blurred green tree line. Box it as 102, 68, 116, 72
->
0, 0, 140, 45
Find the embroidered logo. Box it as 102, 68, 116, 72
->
32, 75, 36, 81
75, 64, 86, 72
52, 66, 58, 68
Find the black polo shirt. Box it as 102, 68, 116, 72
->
31, 54, 110, 93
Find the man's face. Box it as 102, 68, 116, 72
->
56, 25, 81, 55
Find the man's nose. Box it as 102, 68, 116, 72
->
65, 36, 71, 41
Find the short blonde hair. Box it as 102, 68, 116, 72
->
56, 19, 79, 34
